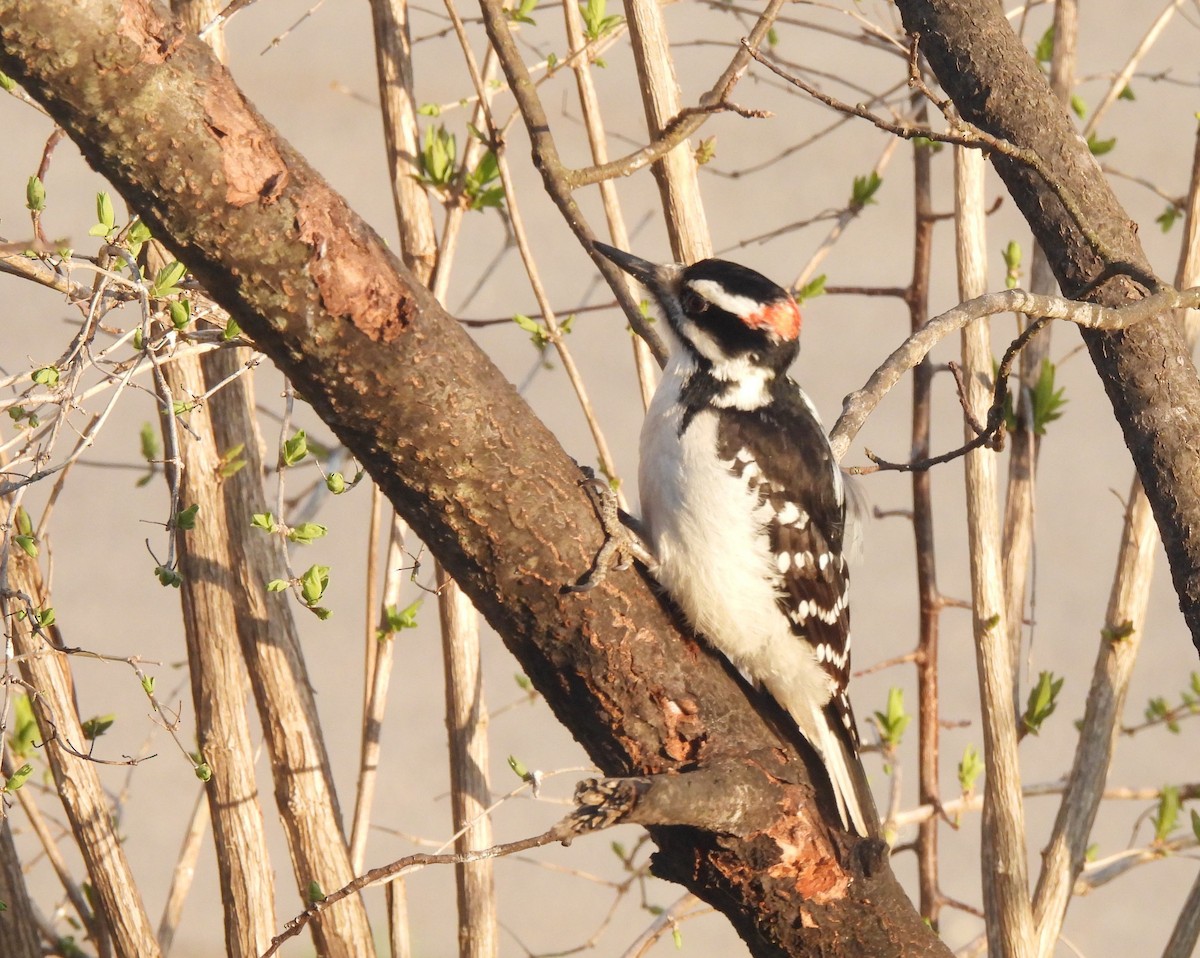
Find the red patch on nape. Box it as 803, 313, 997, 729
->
744, 297, 801, 341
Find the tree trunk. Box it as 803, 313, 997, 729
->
895, 0, 1200, 654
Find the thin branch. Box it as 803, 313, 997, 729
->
828, 284, 1197, 463
744, 38, 1127, 267
261, 827, 572, 958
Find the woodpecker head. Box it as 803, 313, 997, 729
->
595, 242, 802, 376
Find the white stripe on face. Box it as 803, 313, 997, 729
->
686, 278, 764, 318
686, 278, 801, 341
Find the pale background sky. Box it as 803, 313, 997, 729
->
3, 1, 1200, 955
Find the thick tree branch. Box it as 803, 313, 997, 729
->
894, 0, 1200, 653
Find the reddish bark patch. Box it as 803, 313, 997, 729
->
118, 0, 182, 64
651, 688, 706, 763
295, 193, 414, 343
203, 88, 289, 207
763, 798, 849, 903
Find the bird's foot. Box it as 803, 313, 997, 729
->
567, 468, 654, 592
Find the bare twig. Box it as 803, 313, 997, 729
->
828, 284, 1198, 463
261, 828, 571, 958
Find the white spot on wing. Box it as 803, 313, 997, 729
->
776, 502, 801, 525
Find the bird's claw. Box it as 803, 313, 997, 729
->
567, 470, 651, 592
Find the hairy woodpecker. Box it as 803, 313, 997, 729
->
595, 242, 873, 837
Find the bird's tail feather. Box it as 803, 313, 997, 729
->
809, 702, 878, 838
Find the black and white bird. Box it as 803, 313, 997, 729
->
594, 242, 873, 837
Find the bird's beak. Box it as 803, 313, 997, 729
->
593, 241, 667, 289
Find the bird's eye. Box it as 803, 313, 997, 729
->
682, 290, 708, 315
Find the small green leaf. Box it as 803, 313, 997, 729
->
141, 674, 155, 694
80, 714, 116, 740
194, 761, 212, 782
36, 607, 55, 627
31, 366, 60, 387
514, 673, 533, 692
0, 70, 15, 92
1145, 695, 1171, 726
1022, 670, 1064, 735
222, 317, 242, 342
545, 52, 558, 70
1028, 359, 1067, 436
3, 763, 33, 792
174, 503, 200, 531
850, 171, 882, 209
8, 695, 38, 759
96, 191, 116, 231
1103, 620, 1136, 642
507, 754, 530, 779
377, 598, 422, 640
168, 299, 190, 330
958, 744, 983, 793
26, 175, 45, 212
299, 564, 330, 606
505, 0, 538, 24
1034, 25, 1054, 64
287, 522, 328, 545
139, 422, 161, 463
172, 400, 194, 417
250, 512, 278, 533
266, 578, 290, 592
1191, 808, 1200, 843
150, 260, 187, 298
13, 535, 37, 558
694, 136, 717, 166
580, 0, 623, 40
15, 506, 32, 536
218, 443, 247, 478
126, 219, 152, 252
1087, 133, 1116, 156
672, 925, 683, 949
417, 103, 441, 116
155, 565, 183, 588
1152, 785, 1180, 842
1069, 94, 1087, 119
310, 606, 333, 620
911, 135, 943, 153
872, 687, 910, 749
307, 881, 326, 904
1118, 85, 1136, 101
418, 125, 457, 189
795, 274, 826, 304
1002, 240, 1022, 288
1157, 204, 1182, 233
513, 313, 550, 349
281, 429, 308, 467
325, 472, 346, 494
464, 149, 504, 211
611, 840, 626, 859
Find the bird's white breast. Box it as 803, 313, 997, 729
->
638, 362, 790, 672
